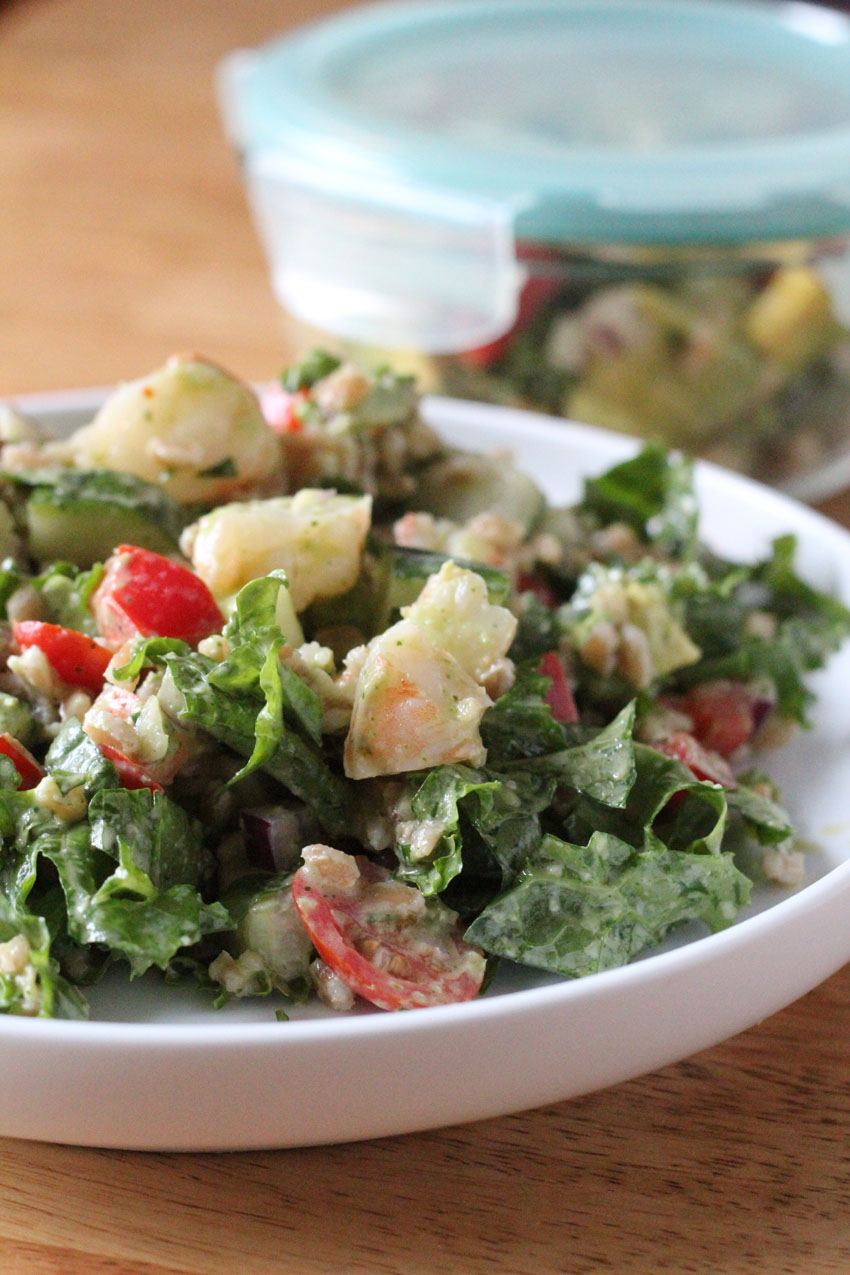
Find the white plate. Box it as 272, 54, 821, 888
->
2, 391, 850, 1151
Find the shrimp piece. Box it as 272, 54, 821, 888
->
344, 620, 490, 780
83, 681, 196, 787
68, 354, 283, 504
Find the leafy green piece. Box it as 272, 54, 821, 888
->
727, 774, 794, 847
517, 700, 637, 808
568, 742, 729, 859
80, 888, 230, 978
113, 636, 191, 682
281, 348, 341, 392
163, 651, 351, 838
394, 766, 500, 895
0, 797, 229, 989
581, 445, 698, 558
88, 787, 208, 891
754, 534, 850, 667
672, 532, 846, 724
671, 535, 850, 722
480, 661, 566, 765
462, 769, 556, 886
465, 830, 750, 977
206, 572, 323, 777
0, 893, 88, 1018
395, 763, 557, 897
44, 718, 120, 796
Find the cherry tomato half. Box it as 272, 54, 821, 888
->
669, 680, 771, 759
0, 733, 44, 790
654, 731, 737, 789
516, 571, 562, 609
12, 620, 112, 696
292, 851, 485, 1012
97, 743, 163, 793
537, 650, 579, 723
459, 251, 562, 368
260, 384, 309, 434
92, 545, 223, 648
83, 682, 188, 791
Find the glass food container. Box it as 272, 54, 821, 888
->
219, 0, 850, 500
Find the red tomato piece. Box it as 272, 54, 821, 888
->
292, 853, 485, 1012
12, 620, 112, 695
459, 249, 562, 368
516, 571, 561, 609
0, 734, 44, 790
671, 680, 769, 758
654, 731, 737, 789
83, 682, 189, 791
91, 545, 223, 648
97, 743, 163, 793
260, 384, 309, 434
537, 650, 579, 723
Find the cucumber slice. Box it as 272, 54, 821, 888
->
411, 451, 546, 534
304, 543, 509, 644
0, 692, 37, 747
387, 547, 510, 612
14, 468, 185, 568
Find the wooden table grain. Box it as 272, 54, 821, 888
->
2, 2, 850, 1272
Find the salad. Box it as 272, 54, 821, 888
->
438, 253, 850, 487
0, 349, 846, 1020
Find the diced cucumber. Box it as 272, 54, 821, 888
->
387, 547, 510, 611
0, 502, 20, 561
302, 543, 393, 642
26, 494, 179, 568
344, 377, 417, 431
411, 451, 546, 534
12, 469, 185, 568
0, 692, 37, 746
304, 544, 509, 644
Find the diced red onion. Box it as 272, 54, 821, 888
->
241, 807, 305, 874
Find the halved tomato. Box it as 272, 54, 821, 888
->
654, 731, 737, 789
292, 849, 485, 1012
537, 650, 579, 723
92, 545, 223, 648
12, 620, 112, 696
665, 679, 773, 759
0, 734, 44, 790
97, 743, 164, 793
260, 384, 310, 434
516, 571, 561, 609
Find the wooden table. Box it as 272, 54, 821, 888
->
2, 2, 850, 1272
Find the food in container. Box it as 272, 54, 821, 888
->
219, 0, 850, 499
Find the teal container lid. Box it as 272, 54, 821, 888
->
220, 0, 850, 351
